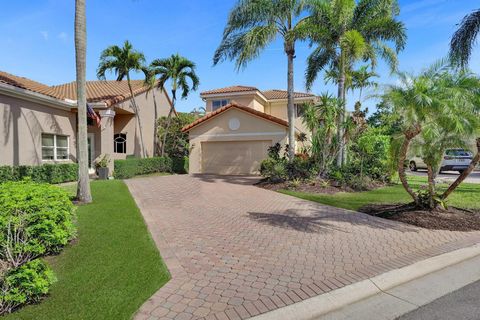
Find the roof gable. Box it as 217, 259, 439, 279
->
182, 103, 288, 132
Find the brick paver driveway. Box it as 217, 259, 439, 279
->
126, 175, 480, 320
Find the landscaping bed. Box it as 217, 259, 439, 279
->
257, 177, 387, 194
4, 180, 170, 320
359, 203, 480, 231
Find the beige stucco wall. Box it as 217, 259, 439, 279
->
0, 93, 77, 166
113, 86, 171, 158
204, 94, 266, 113
188, 108, 287, 174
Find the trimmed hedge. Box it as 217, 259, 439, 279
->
0, 164, 78, 184
172, 157, 189, 174
114, 157, 173, 179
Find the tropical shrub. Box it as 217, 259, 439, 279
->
0, 163, 78, 184
348, 128, 391, 182
0, 259, 55, 315
0, 181, 75, 315
157, 113, 196, 158
260, 158, 288, 182
172, 157, 189, 174
260, 143, 316, 182
113, 157, 173, 179
0, 181, 76, 267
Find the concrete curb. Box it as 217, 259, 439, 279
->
251, 243, 480, 320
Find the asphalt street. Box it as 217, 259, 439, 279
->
408, 170, 480, 184
397, 280, 480, 320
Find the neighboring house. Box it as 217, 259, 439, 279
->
0, 71, 173, 173
182, 85, 317, 175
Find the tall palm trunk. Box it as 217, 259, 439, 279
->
75, 0, 92, 203
161, 90, 176, 157
286, 45, 296, 162
336, 50, 346, 166
152, 89, 159, 156
126, 74, 146, 158
398, 125, 422, 205
442, 138, 480, 200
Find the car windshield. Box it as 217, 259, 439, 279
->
445, 149, 473, 157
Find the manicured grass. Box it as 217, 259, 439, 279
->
6, 180, 170, 320
281, 176, 480, 211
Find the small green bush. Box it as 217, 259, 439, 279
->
260, 144, 316, 182
172, 157, 189, 174
114, 157, 173, 179
260, 158, 288, 182
286, 157, 317, 180
0, 259, 55, 315
0, 163, 78, 184
0, 181, 76, 266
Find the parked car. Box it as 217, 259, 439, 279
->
409, 149, 473, 174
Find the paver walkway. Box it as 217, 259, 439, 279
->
126, 175, 480, 320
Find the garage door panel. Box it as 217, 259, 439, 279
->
202, 141, 271, 175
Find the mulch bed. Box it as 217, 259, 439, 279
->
359, 203, 480, 231
256, 179, 352, 194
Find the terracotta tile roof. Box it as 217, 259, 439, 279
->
181, 103, 288, 132
262, 89, 315, 100
48, 80, 150, 106
0, 70, 168, 107
200, 85, 259, 96
200, 85, 315, 101
0, 70, 61, 99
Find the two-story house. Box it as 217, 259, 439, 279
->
182, 85, 317, 175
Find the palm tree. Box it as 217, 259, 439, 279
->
75, 0, 92, 203
143, 66, 161, 155
150, 54, 199, 157
383, 72, 435, 206
97, 40, 147, 158
306, 0, 406, 166
213, 0, 311, 161
450, 9, 480, 68
351, 65, 378, 102
384, 61, 480, 208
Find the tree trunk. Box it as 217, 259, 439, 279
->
161, 91, 176, 157
127, 74, 146, 158
336, 50, 346, 166
398, 125, 422, 205
442, 138, 480, 200
75, 0, 92, 203
286, 49, 296, 162
426, 164, 436, 209
152, 89, 159, 156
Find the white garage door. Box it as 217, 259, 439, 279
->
202, 140, 272, 175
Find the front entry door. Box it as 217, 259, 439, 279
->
87, 133, 95, 174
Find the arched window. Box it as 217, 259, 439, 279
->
114, 133, 127, 154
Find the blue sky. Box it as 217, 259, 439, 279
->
0, 0, 478, 113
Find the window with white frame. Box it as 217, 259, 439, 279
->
42, 134, 69, 161
114, 133, 127, 154
212, 99, 230, 111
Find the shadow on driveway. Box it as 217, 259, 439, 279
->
191, 173, 261, 186
248, 206, 419, 234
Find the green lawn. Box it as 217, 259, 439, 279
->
6, 180, 170, 320
281, 176, 480, 211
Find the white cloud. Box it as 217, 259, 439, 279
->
57, 32, 68, 42
40, 31, 49, 40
